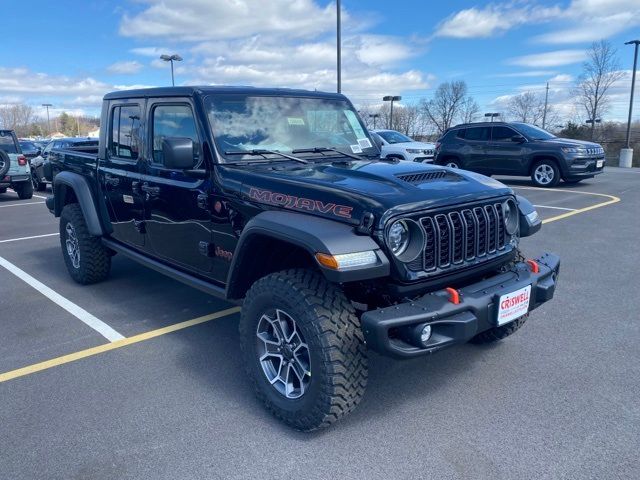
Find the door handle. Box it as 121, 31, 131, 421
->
104, 174, 120, 186
140, 183, 160, 196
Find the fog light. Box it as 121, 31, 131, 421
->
420, 325, 432, 344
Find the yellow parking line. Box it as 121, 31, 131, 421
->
0, 306, 241, 384
512, 186, 621, 224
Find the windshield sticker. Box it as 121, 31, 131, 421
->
358, 138, 372, 149
343, 110, 367, 140
350, 144, 363, 154
287, 117, 305, 126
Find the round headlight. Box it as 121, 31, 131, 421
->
387, 220, 410, 256
503, 199, 519, 235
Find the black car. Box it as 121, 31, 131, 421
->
434, 122, 605, 187
18, 140, 41, 160
43, 86, 559, 431
30, 137, 98, 191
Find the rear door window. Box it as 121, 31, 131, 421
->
110, 104, 142, 160
464, 127, 490, 141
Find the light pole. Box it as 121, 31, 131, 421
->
484, 112, 500, 122
160, 54, 183, 86
621, 39, 639, 168
383, 95, 401, 129
369, 113, 380, 129
336, 0, 341, 93
42, 103, 52, 136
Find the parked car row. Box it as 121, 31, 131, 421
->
30, 137, 98, 191
0, 130, 33, 199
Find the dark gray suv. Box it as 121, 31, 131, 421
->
434, 122, 605, 187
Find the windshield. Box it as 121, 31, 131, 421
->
205, 94, 376, 161
377, 130, 413, 144
0, 131, 18, 154
513, 123, 556, 140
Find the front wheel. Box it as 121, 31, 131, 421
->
240, 269, 368, 431
531, 160, 560, 187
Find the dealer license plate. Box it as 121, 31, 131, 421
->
596, 160, 604, 168
497, 285, 531, 326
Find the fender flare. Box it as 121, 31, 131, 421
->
516, 195, 542, 237
53, 171, 105, 236
226, 210, 389, 298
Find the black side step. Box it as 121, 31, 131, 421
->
102, 239, 237, 304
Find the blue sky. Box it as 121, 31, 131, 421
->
1, 0, 639, 122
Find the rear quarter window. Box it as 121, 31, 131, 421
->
0, 131, 18, 154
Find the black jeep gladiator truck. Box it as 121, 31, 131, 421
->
44, 86, 559, 431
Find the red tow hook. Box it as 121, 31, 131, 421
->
445, 287, 460, 305
526, 259, 540, 273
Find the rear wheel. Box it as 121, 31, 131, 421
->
0, 151, 10, 177
240, 269, 368, 431
14, 181, 33, 199
442, 158, 460, 169
60, 203, 111, 284
0, 187, 6, 194
531, 160, 560, 187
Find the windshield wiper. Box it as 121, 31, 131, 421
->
224, 149, 308, 164
292, 146, 365, 161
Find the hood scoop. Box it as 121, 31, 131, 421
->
395, 170, 462, 185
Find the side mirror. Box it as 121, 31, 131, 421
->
162, 137, 195, 169
511, 135, 526, 143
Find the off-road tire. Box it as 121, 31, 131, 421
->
0, 151, 10, 177
471, 248, 528, 344
14, 181, 33, 199
0, 187, 7, 194
240, 269, 368, 431
60, 203, 111, 284
531, 159, 560, 188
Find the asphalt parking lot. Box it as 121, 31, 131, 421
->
1, 168, 638, 480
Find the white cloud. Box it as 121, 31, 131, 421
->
434, 3, 561, 39
119, 0, 342, 42
508, 50, 587, 67
491, 70, 558, 78
107, 60, 143, 74
118, 1, 432, 101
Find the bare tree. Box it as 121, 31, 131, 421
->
576, 40, 624, 139
459, 97, 480, 124
507, 91, 546, 124
0, 103, 35, 137
420, 81, 477, 134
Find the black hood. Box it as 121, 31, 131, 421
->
225, 160, 513, 228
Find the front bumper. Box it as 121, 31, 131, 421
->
565, 157, 605, 179
361, 252, 560, 358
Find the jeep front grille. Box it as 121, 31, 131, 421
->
407, 201, 509, 273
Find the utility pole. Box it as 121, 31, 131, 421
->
42, 104, 52, 136
542, 82, 549, 129
336, 0, 342, 93
620, 40, 640, 168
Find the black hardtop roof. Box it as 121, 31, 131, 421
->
55, 137, 99, 142
103, 86, 348, 101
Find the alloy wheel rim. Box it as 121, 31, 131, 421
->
65, 223, 80, 269
446, 162, 459, 168
534, 164, 554, 185
256, 308, 311, 399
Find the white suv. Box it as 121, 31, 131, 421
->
371, 129, 435, 163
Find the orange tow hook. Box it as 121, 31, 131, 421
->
445, 287, 460, 305
526, 259, 540, 273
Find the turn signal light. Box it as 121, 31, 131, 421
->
315, 251, 378, 270
526, 259, 539, 273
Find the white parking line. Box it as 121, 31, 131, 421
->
0, 233, 59, 244
0, 201, 45, 208
533, 205, 577, 211
0, 256, 125, 342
